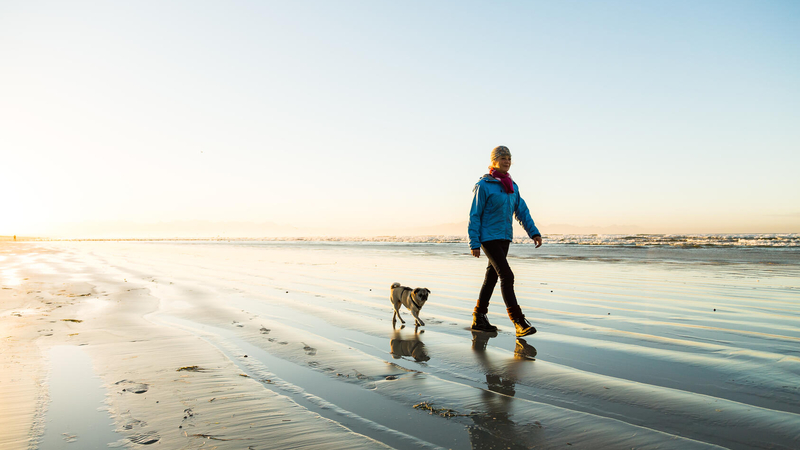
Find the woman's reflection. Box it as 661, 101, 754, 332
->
468, 332, 538, 450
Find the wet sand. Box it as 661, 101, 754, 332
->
1, 240, 799, 449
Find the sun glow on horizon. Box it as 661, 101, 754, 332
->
1, 1, 798, 237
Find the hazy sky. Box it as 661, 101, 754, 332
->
2, 1, 799, 237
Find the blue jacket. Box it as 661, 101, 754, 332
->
468, 174, 540, 249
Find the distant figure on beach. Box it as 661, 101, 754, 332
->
468, 146, 542, 337
13, 235, 16, 241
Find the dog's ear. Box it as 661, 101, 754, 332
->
425, 289, 431, 295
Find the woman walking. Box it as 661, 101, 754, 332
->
468, 146, 542, 337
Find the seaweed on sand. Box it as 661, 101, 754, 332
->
413, 402, 474, 418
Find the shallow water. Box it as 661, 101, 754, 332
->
14, 241, 800, 449
38, 346, 123, 450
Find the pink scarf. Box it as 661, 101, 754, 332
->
489, 167, 514, 194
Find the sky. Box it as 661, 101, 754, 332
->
1, 0, 799, 237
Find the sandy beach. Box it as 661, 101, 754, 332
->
1, 239, 799, 449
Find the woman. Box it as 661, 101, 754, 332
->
468, 146, 542, 337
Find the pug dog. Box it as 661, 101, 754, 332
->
390, 282, 431, 327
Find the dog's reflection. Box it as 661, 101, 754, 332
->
468, 332, 538, 450
389, 326, 430, 362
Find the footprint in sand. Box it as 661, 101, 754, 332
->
232, 321, 244, 327
121, 419, 147, 430
259, 326, 270, 334
302, 343, 317, 356
178, 408, 196, 430
182, 408, 195, 422
129, 431, 160, 445
115, 380, 149, 394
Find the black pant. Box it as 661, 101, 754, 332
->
477, 239, 518, 309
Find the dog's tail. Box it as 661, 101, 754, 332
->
391, 282, 401, 289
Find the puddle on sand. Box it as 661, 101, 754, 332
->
39, 346, 124, 450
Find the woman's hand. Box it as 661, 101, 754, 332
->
471, 248, 481, 258
533, 236, 542, 248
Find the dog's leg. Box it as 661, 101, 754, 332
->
391, 295, 402, 324
412, 310, 424, 327
393, 304, 405, 324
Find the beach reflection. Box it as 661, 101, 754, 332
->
2, 268, 22, 286
469, 332, 538, 450
389, 326, 430, 362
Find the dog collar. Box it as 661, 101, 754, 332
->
403, 287, 423, 310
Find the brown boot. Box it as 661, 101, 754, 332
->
507, 305, 536, 337
471, 306, 498, 332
